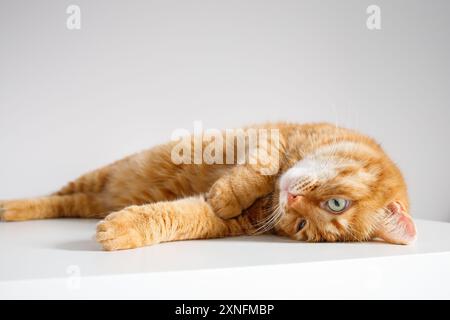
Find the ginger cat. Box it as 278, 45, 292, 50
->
0, 123, 416, 250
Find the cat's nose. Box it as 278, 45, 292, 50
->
287, 193, 303, 206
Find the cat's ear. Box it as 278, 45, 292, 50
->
374, 201, 417, 245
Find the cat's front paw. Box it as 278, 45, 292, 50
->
96, 209, 149, 251
207, 179, 242, 219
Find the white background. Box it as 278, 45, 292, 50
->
1, 0, 449, 221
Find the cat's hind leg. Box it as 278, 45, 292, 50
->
0, 193, 110, 221
96, 196, 256, 251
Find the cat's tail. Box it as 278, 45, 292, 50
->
0, 193, 109, 221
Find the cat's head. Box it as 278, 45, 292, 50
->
274, 137, 416, 245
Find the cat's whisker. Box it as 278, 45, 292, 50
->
253, 203, 284, 235
254, 206, 280, 228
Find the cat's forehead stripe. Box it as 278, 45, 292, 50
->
326, 177, 371, 195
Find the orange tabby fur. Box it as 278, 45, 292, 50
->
0, 122, 415, 250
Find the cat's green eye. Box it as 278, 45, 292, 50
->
325, 198, 349, 213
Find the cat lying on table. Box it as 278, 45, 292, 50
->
0, 122, 416, 250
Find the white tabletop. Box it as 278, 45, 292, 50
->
1, 218, 449, 299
